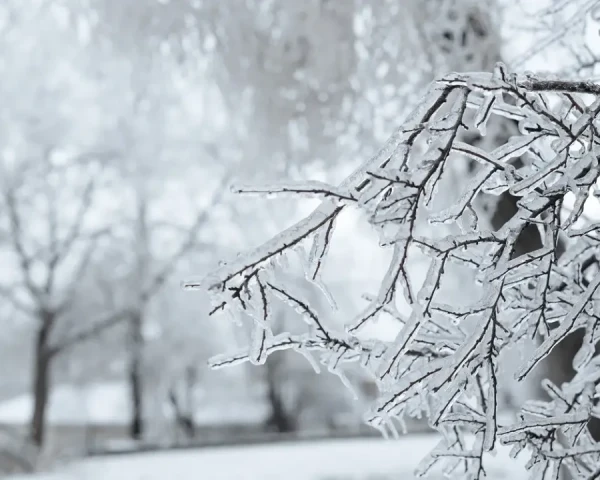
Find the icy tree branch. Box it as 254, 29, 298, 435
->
188, 63, 600, 479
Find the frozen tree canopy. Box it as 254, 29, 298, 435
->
188, 65, 600, 479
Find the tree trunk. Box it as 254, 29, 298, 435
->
30, 322, 52, 448
264, 355, 296, 433
128, 311, 144, 440
168, 389, 195, 441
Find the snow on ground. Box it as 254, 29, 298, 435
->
7, 436, 528, 480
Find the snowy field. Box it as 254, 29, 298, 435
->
6, 436, 527, 480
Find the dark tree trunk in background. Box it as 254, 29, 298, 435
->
168, 389, 195, 440
128, 311, 144, 440
30, 318, 53, 448
168, 367, 197, 441
264, 355, 296, 433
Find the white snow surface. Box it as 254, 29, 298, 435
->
7, 436, 527, 480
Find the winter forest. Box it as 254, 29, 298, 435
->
2, 0, 600, 479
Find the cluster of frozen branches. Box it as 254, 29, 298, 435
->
187, 64, 600, 479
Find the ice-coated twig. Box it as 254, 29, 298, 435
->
189, 63, 600, 480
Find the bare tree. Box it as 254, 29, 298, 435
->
0, 3, 136, 448
122, 178, 229, 440
0, 155, 129, 447
102, 64, 231, 438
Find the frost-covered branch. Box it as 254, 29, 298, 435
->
189, 63, 600, 479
